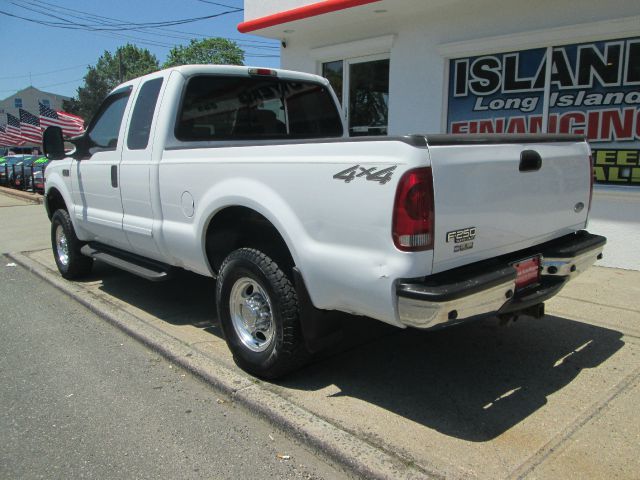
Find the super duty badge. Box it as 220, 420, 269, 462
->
446, 227, 476, 252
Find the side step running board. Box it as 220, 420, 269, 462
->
80, 244, 172, 282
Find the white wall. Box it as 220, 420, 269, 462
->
590, 188, 640, 270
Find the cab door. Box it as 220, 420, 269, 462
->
119, 76, 166, 260
71, 86, 133, 249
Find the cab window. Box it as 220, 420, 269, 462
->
127, 78, 163, 150
87, 89, 131, 150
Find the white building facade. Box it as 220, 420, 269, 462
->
240, 0, 640, 270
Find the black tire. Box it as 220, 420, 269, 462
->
51, 209, 93, 279
216, 248, 309, 379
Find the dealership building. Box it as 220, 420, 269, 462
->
240, 0, 640, 270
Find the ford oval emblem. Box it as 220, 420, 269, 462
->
574, 202, 585, 213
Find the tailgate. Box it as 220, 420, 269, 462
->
427, 135, 591, 274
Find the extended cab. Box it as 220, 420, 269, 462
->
42, 65, 606, 378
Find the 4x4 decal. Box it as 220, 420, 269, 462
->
333, 165, 397, 185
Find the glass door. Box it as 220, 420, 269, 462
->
321, 54, 390, 136
346, 55, 389, 136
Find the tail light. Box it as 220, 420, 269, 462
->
392, 167, 434, 251
588, 153, 594, 213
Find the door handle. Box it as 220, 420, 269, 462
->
519, 150, 542, 172
111, 165, 118, 188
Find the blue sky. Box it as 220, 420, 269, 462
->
0, 0, 280, 100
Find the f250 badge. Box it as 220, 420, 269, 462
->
446, 227, 476, 252
333, 165, 397, 185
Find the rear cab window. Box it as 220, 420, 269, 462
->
175, 75, 343, 141
127, 77, 163, 150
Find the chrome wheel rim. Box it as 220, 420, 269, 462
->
55, 224, 70, 267
229, 277, 275, 353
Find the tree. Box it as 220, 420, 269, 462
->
69, 44, 159, 121
163, 38, 244, 68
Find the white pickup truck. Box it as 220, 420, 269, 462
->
42, 65, 606, 378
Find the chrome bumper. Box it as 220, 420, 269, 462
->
398, 278, 516, 329
397, 232, 606, 329
541, 245, 604, 277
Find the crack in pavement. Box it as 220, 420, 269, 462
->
507, 365, 640, 480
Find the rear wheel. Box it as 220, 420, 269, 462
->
216, 248, 309, 379
51, 209, 93, 279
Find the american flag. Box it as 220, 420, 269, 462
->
39, 103, 85, 138
19, 108, 42, 143
5, 114, 25, 145
38, 102, 61, 129
0, 126, 13, 146
58, 111, 85, 137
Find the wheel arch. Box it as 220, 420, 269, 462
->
203, 205, 296, 276
204, 204, 344, 355
45, 187, 68, 220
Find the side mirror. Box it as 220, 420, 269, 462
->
43, 126, 66, 160
70, 133, 93, 160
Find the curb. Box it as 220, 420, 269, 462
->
7, 251, 438, 480
0, 186, 43, 204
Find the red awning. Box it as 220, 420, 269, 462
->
238, 0, 382, 33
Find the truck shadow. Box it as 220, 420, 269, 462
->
282, 314, 625, 442
90, 262, 219, 333
89, 263, 624, 442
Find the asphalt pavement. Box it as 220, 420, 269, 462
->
0, 257, 351, 480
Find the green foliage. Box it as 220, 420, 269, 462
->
65, 39, 244, 123
70, 44, 160, 121
163, 38, 244, 68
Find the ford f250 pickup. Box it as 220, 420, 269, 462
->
42, 65, 606, 378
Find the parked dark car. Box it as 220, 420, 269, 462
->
10, 155, 39, 188
0, 155, 25, 186
30, 169, 45, 192
1, 155, 36, 187
0, 146, 35, 156
28, 157, 49, 192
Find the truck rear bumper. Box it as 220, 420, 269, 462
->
396, 231, 606, 329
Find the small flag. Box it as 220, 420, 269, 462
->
58, 111, 85, 137
39, 103, 84, 137
5, 114, 25, 145
0, 126, 13, 146
39, 102, 62, 129
19, 108, 43, 143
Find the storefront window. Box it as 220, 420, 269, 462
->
321, 56, 390, 137
447, 37, 640, 186
348, 59, 389, 136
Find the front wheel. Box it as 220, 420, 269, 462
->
51, 209, 93, 279
216, 248, 309, 379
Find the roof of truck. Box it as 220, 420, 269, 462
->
111, 64, 329, 95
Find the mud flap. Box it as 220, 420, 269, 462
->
292, 267, 344, 354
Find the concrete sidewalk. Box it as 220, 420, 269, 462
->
0, 186, 43, 204
9, 245, 639, 480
